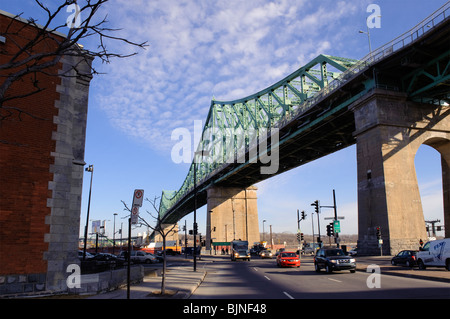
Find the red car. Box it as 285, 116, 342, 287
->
276, 251, 300, 268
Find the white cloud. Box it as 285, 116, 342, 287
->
88, 0, 363, 154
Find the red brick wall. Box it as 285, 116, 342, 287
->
0, 14, 63, 275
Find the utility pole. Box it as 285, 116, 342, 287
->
311, 200, 321, 246
184, 220, 187, 259
297, 209, 306, 253
321, 190, 343, 248
332, 189, 340, 248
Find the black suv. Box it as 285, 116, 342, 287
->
314, 248, 356, 273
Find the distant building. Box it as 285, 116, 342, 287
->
0, 10, 93, 296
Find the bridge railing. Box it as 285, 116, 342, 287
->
277, 1, 450, 131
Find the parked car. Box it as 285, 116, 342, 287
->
78, 250, 94, 260
92, 253, 126, 268
348, 247, 358, 256
276, 252, 300, 268
118, 250, 157, 264
302, 243, 320, 255
155, 251, 166, 263
417, 238, 450, 271
314, 248, 356, 273
391, 250, 418, 267
260, 249, 273, 259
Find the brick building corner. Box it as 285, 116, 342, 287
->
0, 10, 93, 296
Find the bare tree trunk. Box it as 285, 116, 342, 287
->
161, 235, 166, 294
121, 197, 177, 296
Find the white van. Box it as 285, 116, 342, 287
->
416, 238, 450, 271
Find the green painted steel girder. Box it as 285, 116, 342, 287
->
158, 54, 359, 219
402, 48, 450, 102
157, 4, 450, 224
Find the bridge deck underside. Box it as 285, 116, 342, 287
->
163, 100, 358, 224
161, 16, 450, 225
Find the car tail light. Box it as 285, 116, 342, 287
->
412, 255, 416, 260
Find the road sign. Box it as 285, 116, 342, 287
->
92, 220, 101, 233
333, 220, 341, 233
132, 189, 144, 207
131, 206, 139, 225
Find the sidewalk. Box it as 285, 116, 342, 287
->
87, 257, 206, 299
355, 255, 450, 283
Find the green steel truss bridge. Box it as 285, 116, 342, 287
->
158, 3, 450, 225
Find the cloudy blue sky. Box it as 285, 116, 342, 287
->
3, 0, 447, 239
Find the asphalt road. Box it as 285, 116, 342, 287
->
190, 255, 450, 299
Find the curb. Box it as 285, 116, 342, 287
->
172, 271, 207, 299
356, 264, 450, 284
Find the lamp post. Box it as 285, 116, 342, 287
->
83, 164, 94, 261
359, 26, 372, 55
193, 150, 210, 272
262, 219, 266, 242
113, 213, 118, 254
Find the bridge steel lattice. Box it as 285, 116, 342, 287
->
159, 54, 359, 222
158, 2, 450, 254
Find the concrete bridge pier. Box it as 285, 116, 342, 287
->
351, 89, 450, 256
205, 186, 260, 251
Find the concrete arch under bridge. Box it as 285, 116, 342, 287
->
351, 89, 450, 256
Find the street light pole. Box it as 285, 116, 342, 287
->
193, 150, 210, 272
359, 26, 372, 56
113, 213, 117, 254
83, 164, 94, 261
262, 220, 266, 242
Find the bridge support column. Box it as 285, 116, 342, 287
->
351, 89, 450, 256
206, 186, 259, 251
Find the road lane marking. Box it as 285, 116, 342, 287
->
283, 291, 294, 299
253, 267, 258, 271
264, 276, 271, 281
327, 278, 342, 283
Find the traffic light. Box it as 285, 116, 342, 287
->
199, 234, 203, 246
311, 200, 319, 213
193, 222, 198, 235
376, 227, 381, 240
326, 223, 334, 237
300, 233, 304, 241
301, 211, 306, 220
297, 232, 301, 242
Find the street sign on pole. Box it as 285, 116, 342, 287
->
92, 220, 101, 233
131, 189, 144, 225
132, 189, 144, 207
131, 206, 139, 225
333, 220, 341, 233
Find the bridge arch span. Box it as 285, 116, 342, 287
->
353, 89, 450, 255
416, 136, 450, 239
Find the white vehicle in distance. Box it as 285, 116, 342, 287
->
119, 250, 157, 264
416, 238, 450, 271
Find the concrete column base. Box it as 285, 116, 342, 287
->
351, 89, 450, 255
205, 186, 259, 251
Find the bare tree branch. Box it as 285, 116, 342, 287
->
0, 0, 148, 121
121, 196, 178, 295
